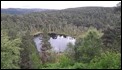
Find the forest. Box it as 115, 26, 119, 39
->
1, 2, 121, 69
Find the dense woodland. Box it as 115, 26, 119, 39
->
1, 2, 121, 69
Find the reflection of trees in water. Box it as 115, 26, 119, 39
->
33, 33, 76, 53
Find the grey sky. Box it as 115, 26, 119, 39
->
1, 1, 120, 10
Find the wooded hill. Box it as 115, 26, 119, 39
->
1, 3, 121, 69
1, 8, 52, 14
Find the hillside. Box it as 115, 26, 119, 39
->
1, 4, 121, 69
1, 7, 120, 36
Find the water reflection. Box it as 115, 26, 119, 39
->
33, 34, 76, 52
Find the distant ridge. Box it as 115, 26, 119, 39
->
1, 8, 55, 15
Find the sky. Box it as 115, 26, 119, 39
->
1, 1, 121, 10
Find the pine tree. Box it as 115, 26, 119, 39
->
40, 26, 52, 64
1, 30, 22, 69
75, 27, 103, 63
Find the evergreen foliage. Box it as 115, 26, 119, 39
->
1, 2, 121, 69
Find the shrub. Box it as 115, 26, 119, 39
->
89, 51, 121, 69
72, 62, 87, 69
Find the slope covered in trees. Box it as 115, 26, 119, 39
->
1, 2, 121, 69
